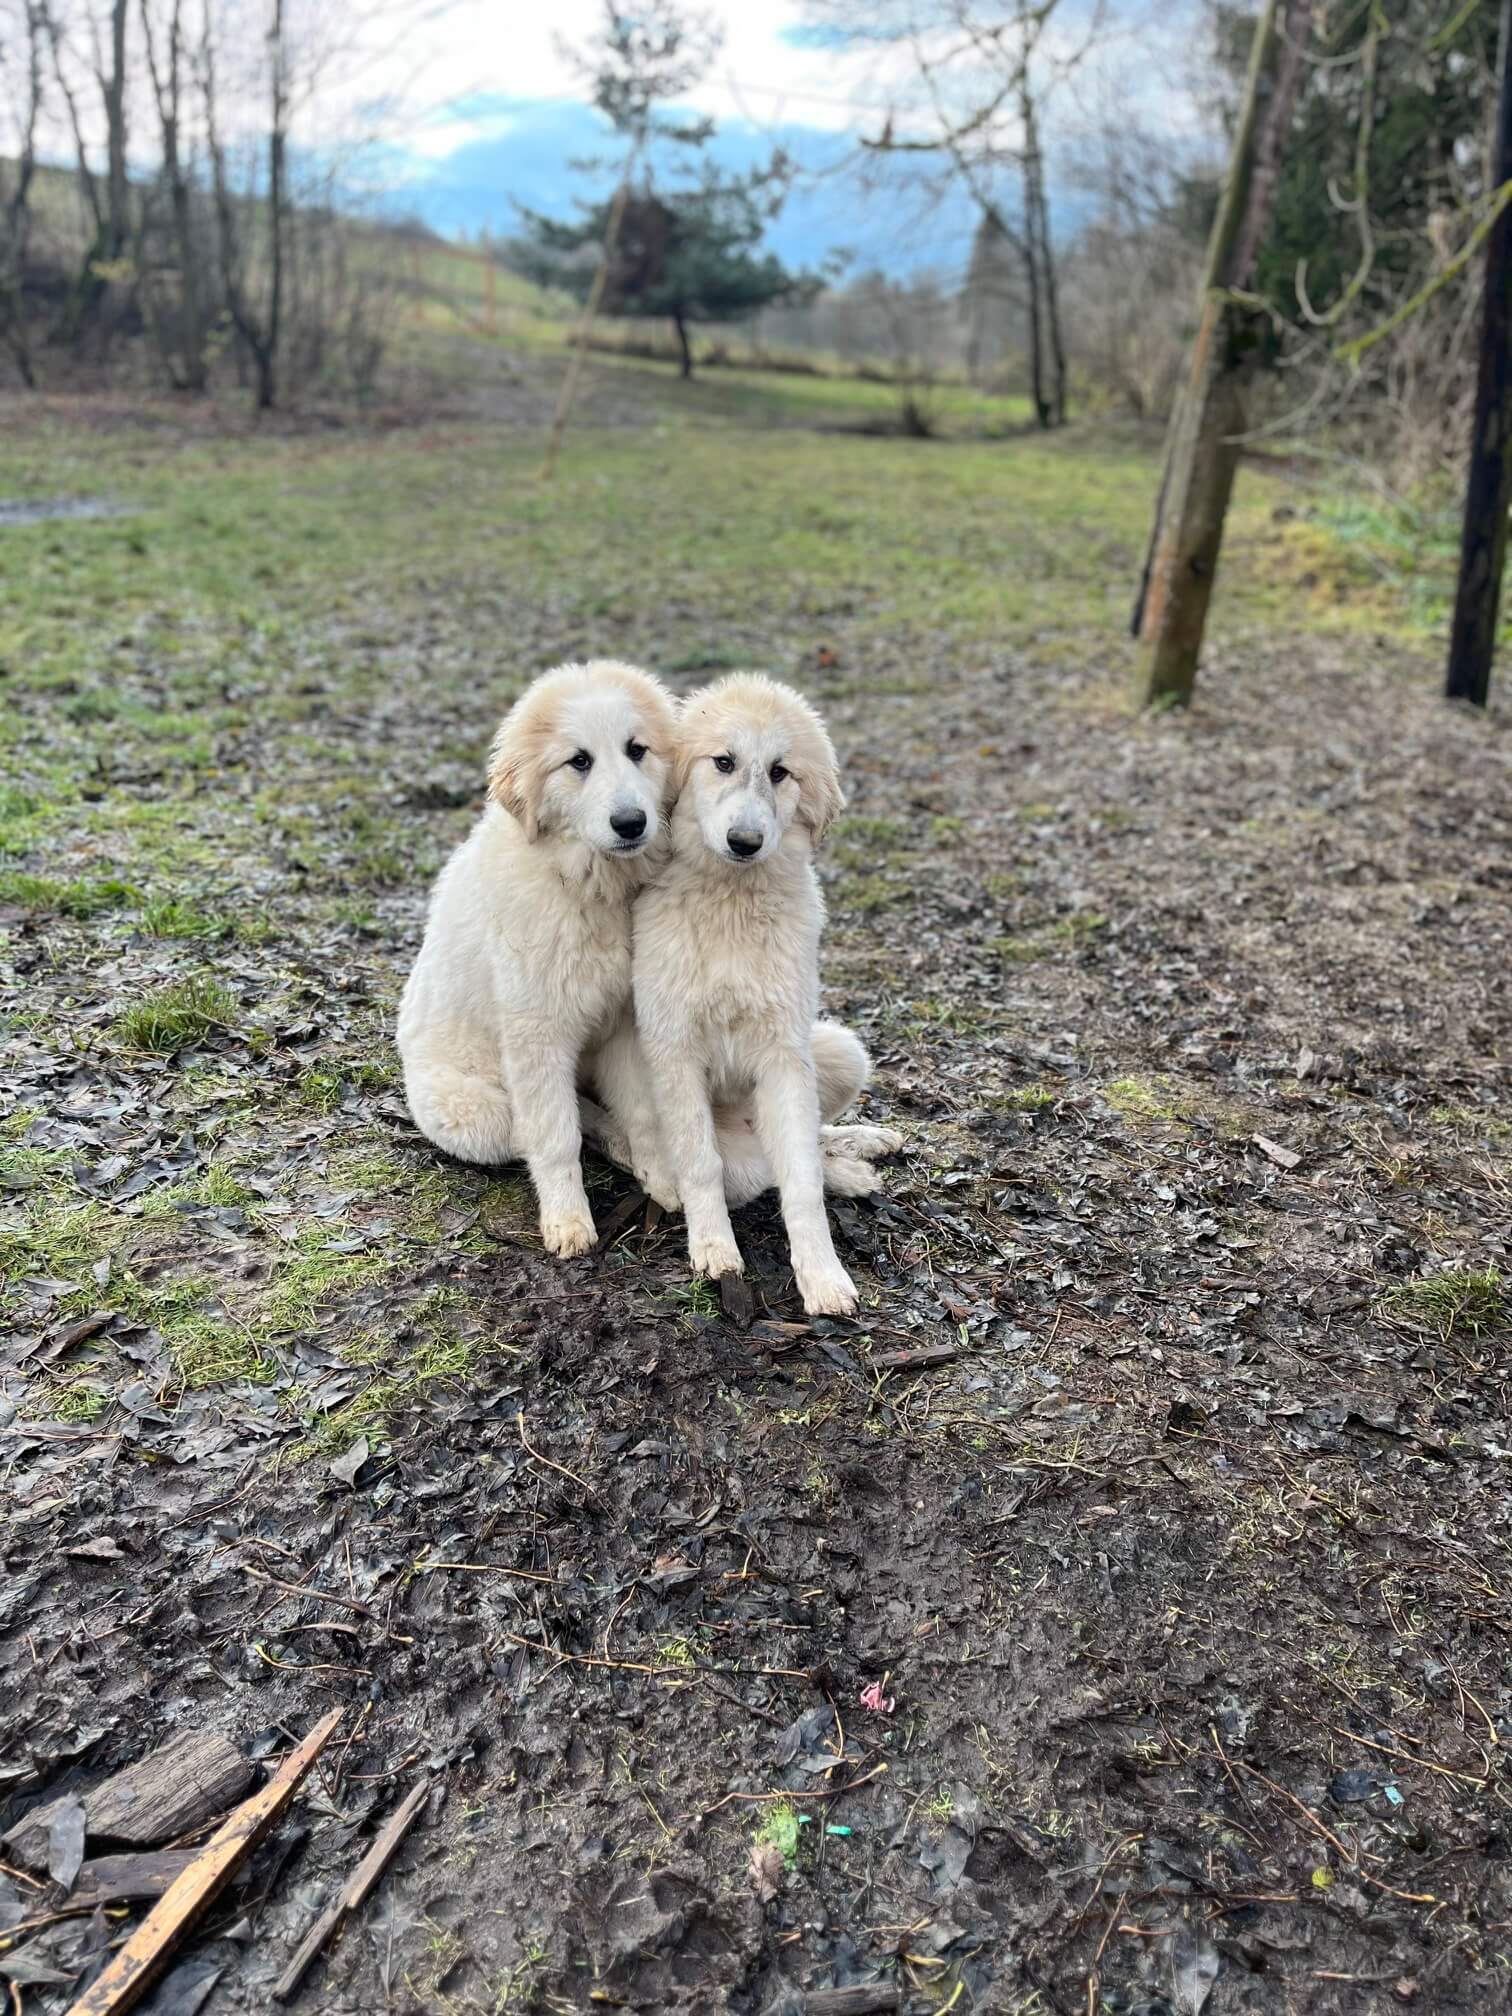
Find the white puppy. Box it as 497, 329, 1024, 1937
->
398, 660, 678, 1257
633, 674, 900, 1317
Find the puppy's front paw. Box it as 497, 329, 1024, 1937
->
690, 1232, 744, 1280
795, 1260, 858, 1318
636, 1162, 682, 1213
541, 1210, 596, 1258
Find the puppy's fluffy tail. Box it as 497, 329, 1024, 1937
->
405, 1061, 515, 1165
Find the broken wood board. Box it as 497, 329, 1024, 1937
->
5, 1729, 254, 1872
63, 1707, 343, 2016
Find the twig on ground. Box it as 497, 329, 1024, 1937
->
273, 1778, 429, 2000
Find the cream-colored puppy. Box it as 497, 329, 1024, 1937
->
398, 660, 678, 1256
632, 674, 899, 1317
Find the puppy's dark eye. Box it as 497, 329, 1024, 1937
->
713, 754, 736, 775
769, 763, 789, 785
626, 740, 647, 764
567, 750, 593, 773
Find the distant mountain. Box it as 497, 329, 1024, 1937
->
383, 96, 1091, 284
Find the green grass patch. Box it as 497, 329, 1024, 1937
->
0, 871, 140, 918
264, 1227, 389, 1332
139, 895, 233, 940
990, 934, 1045, 964
114, 976, 237, 1052
1379, 1269, 1505, 1342
831, 871, 904, 914
996, 1084, 1056, 1112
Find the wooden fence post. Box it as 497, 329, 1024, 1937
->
1445, 0, 1512, 707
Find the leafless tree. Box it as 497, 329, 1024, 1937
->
0, 0, 46, 384
805, 0, 1105, 427
204, 0, 288, 410
138, 0, 209, 389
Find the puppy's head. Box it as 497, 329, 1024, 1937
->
673, 674, 843, 867
487, 660, 676, 858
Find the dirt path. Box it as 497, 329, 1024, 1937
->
2, 405, 1510, 2014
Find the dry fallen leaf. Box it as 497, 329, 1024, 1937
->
747, 1838, 784, 1904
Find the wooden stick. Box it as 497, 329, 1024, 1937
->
801, 1987, 901, 2014
870, 1344, 959, 1372
273, 1779, 428, 2001
64, 1708, 343, 2016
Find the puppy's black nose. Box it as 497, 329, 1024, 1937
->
727, 828, 763, 859
611, 809, 647, 840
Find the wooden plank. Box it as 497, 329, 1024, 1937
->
69, 1852, 198, 1907
1252, 1134, 1302, 1171
5, 1729, 255, 1871
63, 1708, 343, 2016
272, 1778, 429, 2001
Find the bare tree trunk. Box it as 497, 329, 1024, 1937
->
62, 0, 131, 339
0, 2, 45, 387
205, 0, 285, 411
672, 309, 693, 378
105, 0, 130, 258
1020, 153, 1048, 428
1132, 0, 1309, 708
141, 0, 206, 391
262, 0, 287, 411
1022, 88, 1064, 427
1445, 0, 1512, 708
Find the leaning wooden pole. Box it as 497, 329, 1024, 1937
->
1132, 0, 1307, 706
536, 168, 634, 483
1445, 0, 1512, 708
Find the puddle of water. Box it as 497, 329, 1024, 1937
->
0, 497, 135, 526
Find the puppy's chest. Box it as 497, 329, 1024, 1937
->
530, 900, 632, 1018
645, 882, 818, 1032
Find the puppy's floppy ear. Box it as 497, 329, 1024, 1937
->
792, 701, 844, 845
641, 678, 683, 813
798, 749, 844, 846
486, 697, 546, 841
670, 691, 707, 803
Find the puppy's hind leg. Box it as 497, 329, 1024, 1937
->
405, 1059, 515, 1164
713, 1107, 883, 1206
811, 1020, 903, 1159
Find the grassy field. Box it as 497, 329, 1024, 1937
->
2, 354, 1509, 2014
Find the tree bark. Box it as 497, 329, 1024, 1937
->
262, 0, 287, 412
1020, 149, 1048, 428
1023, 89, 1064, 427
105, 0, 130, 258
0, 2, 43, 387
673, 309, 693, 377
1445, 0, 1512, 707
140, 0, 206, 391
1133, 0, 1309, 707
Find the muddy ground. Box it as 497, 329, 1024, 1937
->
3, 374, 1512, 2016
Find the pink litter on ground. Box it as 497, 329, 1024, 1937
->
859, 1680, 895, 1715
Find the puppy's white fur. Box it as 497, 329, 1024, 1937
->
633, 673, 899, 1316
398, 659, 677, 1257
